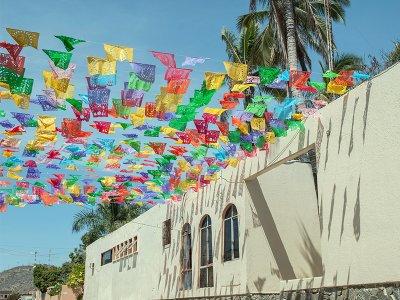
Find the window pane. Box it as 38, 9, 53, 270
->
225, 206, 232, 218
224, 219, 232, 261
200, 228, 207, 266
233, 217, 239, 259
200, 268, 207, 288
208, 266, 214, 287
187, 235, 192, 269
207, 226, 213, 264
187, 271, 192, 289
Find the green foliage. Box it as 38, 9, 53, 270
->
384, 41, 400, 68
66, 263, 85, 290
363, 41, 400, 77
33, 265, 62, 293
48, 283, 62, 296
72, 203, 147, 246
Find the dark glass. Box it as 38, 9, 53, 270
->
101, 250, 112, 265
208, 266, 214, 287
201, 227, 207, 266
207, 226, 213, 264
233, 217, 239, 259
200, 268, 207, 287
224, 218, 232, 261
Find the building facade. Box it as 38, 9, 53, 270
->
84, 64, 400, 300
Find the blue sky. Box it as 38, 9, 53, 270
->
0, 0, 399, 271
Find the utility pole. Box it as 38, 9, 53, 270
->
48, 249, 51, 265
34, 251, 37, 265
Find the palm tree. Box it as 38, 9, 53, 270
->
221, 20, 273, 113
72, 203, 146, 246
238, 0, 351, 72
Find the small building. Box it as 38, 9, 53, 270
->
84, 64, 400, 300
0, 291, 11, 300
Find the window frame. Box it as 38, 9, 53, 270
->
222, 204, 240, 262
112, 236, 138, 261
180, 223, 192, 290
101, 249, 113, 266
198, 215, 214, 288
162, 219, 172, 247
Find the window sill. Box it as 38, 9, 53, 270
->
222, 257, 240, 264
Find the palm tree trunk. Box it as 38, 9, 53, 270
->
284, 0, 299, 98
325, 0, 334, 71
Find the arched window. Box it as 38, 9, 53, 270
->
181, 223, 192, 290
223, 204, 239, 261
199, 215, 213, 288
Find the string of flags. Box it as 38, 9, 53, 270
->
0, 27, 370, 212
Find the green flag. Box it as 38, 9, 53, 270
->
55, 35, 86, 52
309, 81, 327, 90
258, 66, 280, 85
43, 49, 72, 70
66, 98, 83, 113
228, 130, 241, 144
322, 70, 339, 79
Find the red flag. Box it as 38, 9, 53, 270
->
149, 51, 176, 68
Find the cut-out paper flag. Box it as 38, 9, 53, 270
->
55, 35, 85, 52
104, 44, 134, 62
149, 51, 176, 68
182, 57, 208, 66
43, 49, 72, 70
6, 28, 39, 49
0, 42, 23, 60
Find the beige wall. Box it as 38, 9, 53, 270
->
34, 285, 77, 300
84, 63, 400, 299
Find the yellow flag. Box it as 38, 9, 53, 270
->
127, 164, 143, 170
67, 184, 81, 196
37, 115, 56, 133
105, 158, 119, 165
140, 146, 155, 155
2, 150, 14, 158
178, 160, 190, 172
232, 83, 256, 92
7, 171, 23, 180
0, 82, 10, 90
43, 71, 70, 93
204, 172, 218, 181
205, 72, 226, 90
265, 132, 275, 144
327, 81, 347, 95
292, 113, 304, 120
100, 176, 116, 187
203, 107, 227, 116
0, 91, 30, 110
238, 123, 249, 135
7, 165, 23, 180
6, 28, 40, 48
129, 107, 146, 127
219, 135, 229, 144
250, 117, 266, 131
155, 86, 183, 112
59, 194, 73, 203
223, 62, 248, 82
26, 140, 45, 151
104, 44, 134, 62
160, 126, 177, 138
227, 158, 239, 168
87, 56, 117, 76
55, 84, 74, 100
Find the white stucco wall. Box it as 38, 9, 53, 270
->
84, 63, 400, 299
